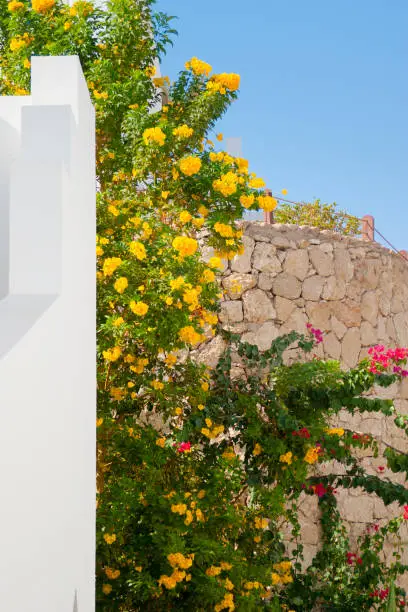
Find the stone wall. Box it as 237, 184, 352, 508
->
198, 221, 408, 575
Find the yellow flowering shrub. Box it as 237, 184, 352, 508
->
3, 2, 407, 610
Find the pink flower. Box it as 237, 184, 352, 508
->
306, 323, 323, 344
177, 442, 191, 453
312, 483, 327, 498
377, 466, 385, 473
403, 505, 408, 520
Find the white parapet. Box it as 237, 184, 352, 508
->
0, 56, 95, 612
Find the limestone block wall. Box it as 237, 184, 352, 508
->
198, 222, 408, 572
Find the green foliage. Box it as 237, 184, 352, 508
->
275, 199, 361, 236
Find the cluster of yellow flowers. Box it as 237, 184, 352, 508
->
240, 194, 255, 209
215, 592, 235, 611
271, 561, 293, 585
185, 57, 212, 76
258, 194, 278, 212
201, 418, 224, 439
326, 427, 345, 436
253, 442, 262, 456
130, 301, 149, 316
105, 567, 120, 580
158, 568, 191, 590
248, 177, 265, 189
102, 257, 122, 276
129, 240, 147, 260
31, 0, 55, 13
8, 0, 24, 11
103, 346, 121, 362
143, 126, 166, 146
170, 499, 204, 525
173, 124, 194, 139
172, 236, 198, 257
206, 73, 240, 94
114, 277, 128, 294
167, 552, 194, 569
69, 1, 93, 16
179, 155, 202, 176
213, 171, 240, 197
103, 533, 117, 545
214, 222, 235, 238
254, 516, 269, 530
304, 446, 320, 464
9, 32, 32, 51
110, 387, 126, 401
279, 451, 293, 465
178, 325, 203, 345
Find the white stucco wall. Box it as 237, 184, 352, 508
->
0, 56, 95, 612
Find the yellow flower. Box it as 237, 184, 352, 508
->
10, 34, 32, 52
258, 195, 277, 212
156, 437, 166, 448
103, 346, 122, 362
198, 404, 205, 411
185, 57, 212, 76
172, 236, 198, 257
143, 126, 166, 146
158, 574, 177, 589
222, 448, 236, 461
192, 217, 205, 228
201, 268, 216, 283
225, 578, 234, 590
198, 205, 209, 217
102, 584, 112, 595
135, 566, 142, 572
110, 387, 126, 401
165, 296, 173, 305
170, 276, 185, 290
195, 508, 205, 521
254, 535, 261, 543
253, 443, 262, 456
31, 0, 55, 12
145, 65, 156, 77
281, 188, 288, 195
304, 447, 320, 464
8, 0, 24, 10
105, 568, 120, 580
210, 72, 240, 91
129, 241, 147, 260
208, 256, 223, 269
201, 382, 209, 392
206, 565, 222, 577
220, 561, 232, 570
102, 257, 122, 277
114, 277, 128, 294
165, 353, 177, 366
279, 451, 293, 465
152, 380, 164, 390
179, 210, 192, 223
167, 552, 194, 569
213, 172, 238, 197
64, 21, 72, 31
113, 317, 124, 327
197, 489, 206, 499
130, 301, 149, 316
171, 503, 187, 515
173, 124, 194, 138
248, 177, 265, 189
184, 510, 193, 525
216, 133, 223, 141
326, 427, 344, 436
179, 326, 202, 345
271, 572, 281, 585
103, 533, 116, 545
254, 517, 268, 529
96, 417, 104, 427
240, 194, 255, 209
214, 222, 234, 238
179, 156, 202, 176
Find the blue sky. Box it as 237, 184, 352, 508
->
155, 0, 408, 250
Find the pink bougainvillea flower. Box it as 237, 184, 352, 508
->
177, 441, 192, 453
403, 505, 408, 519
